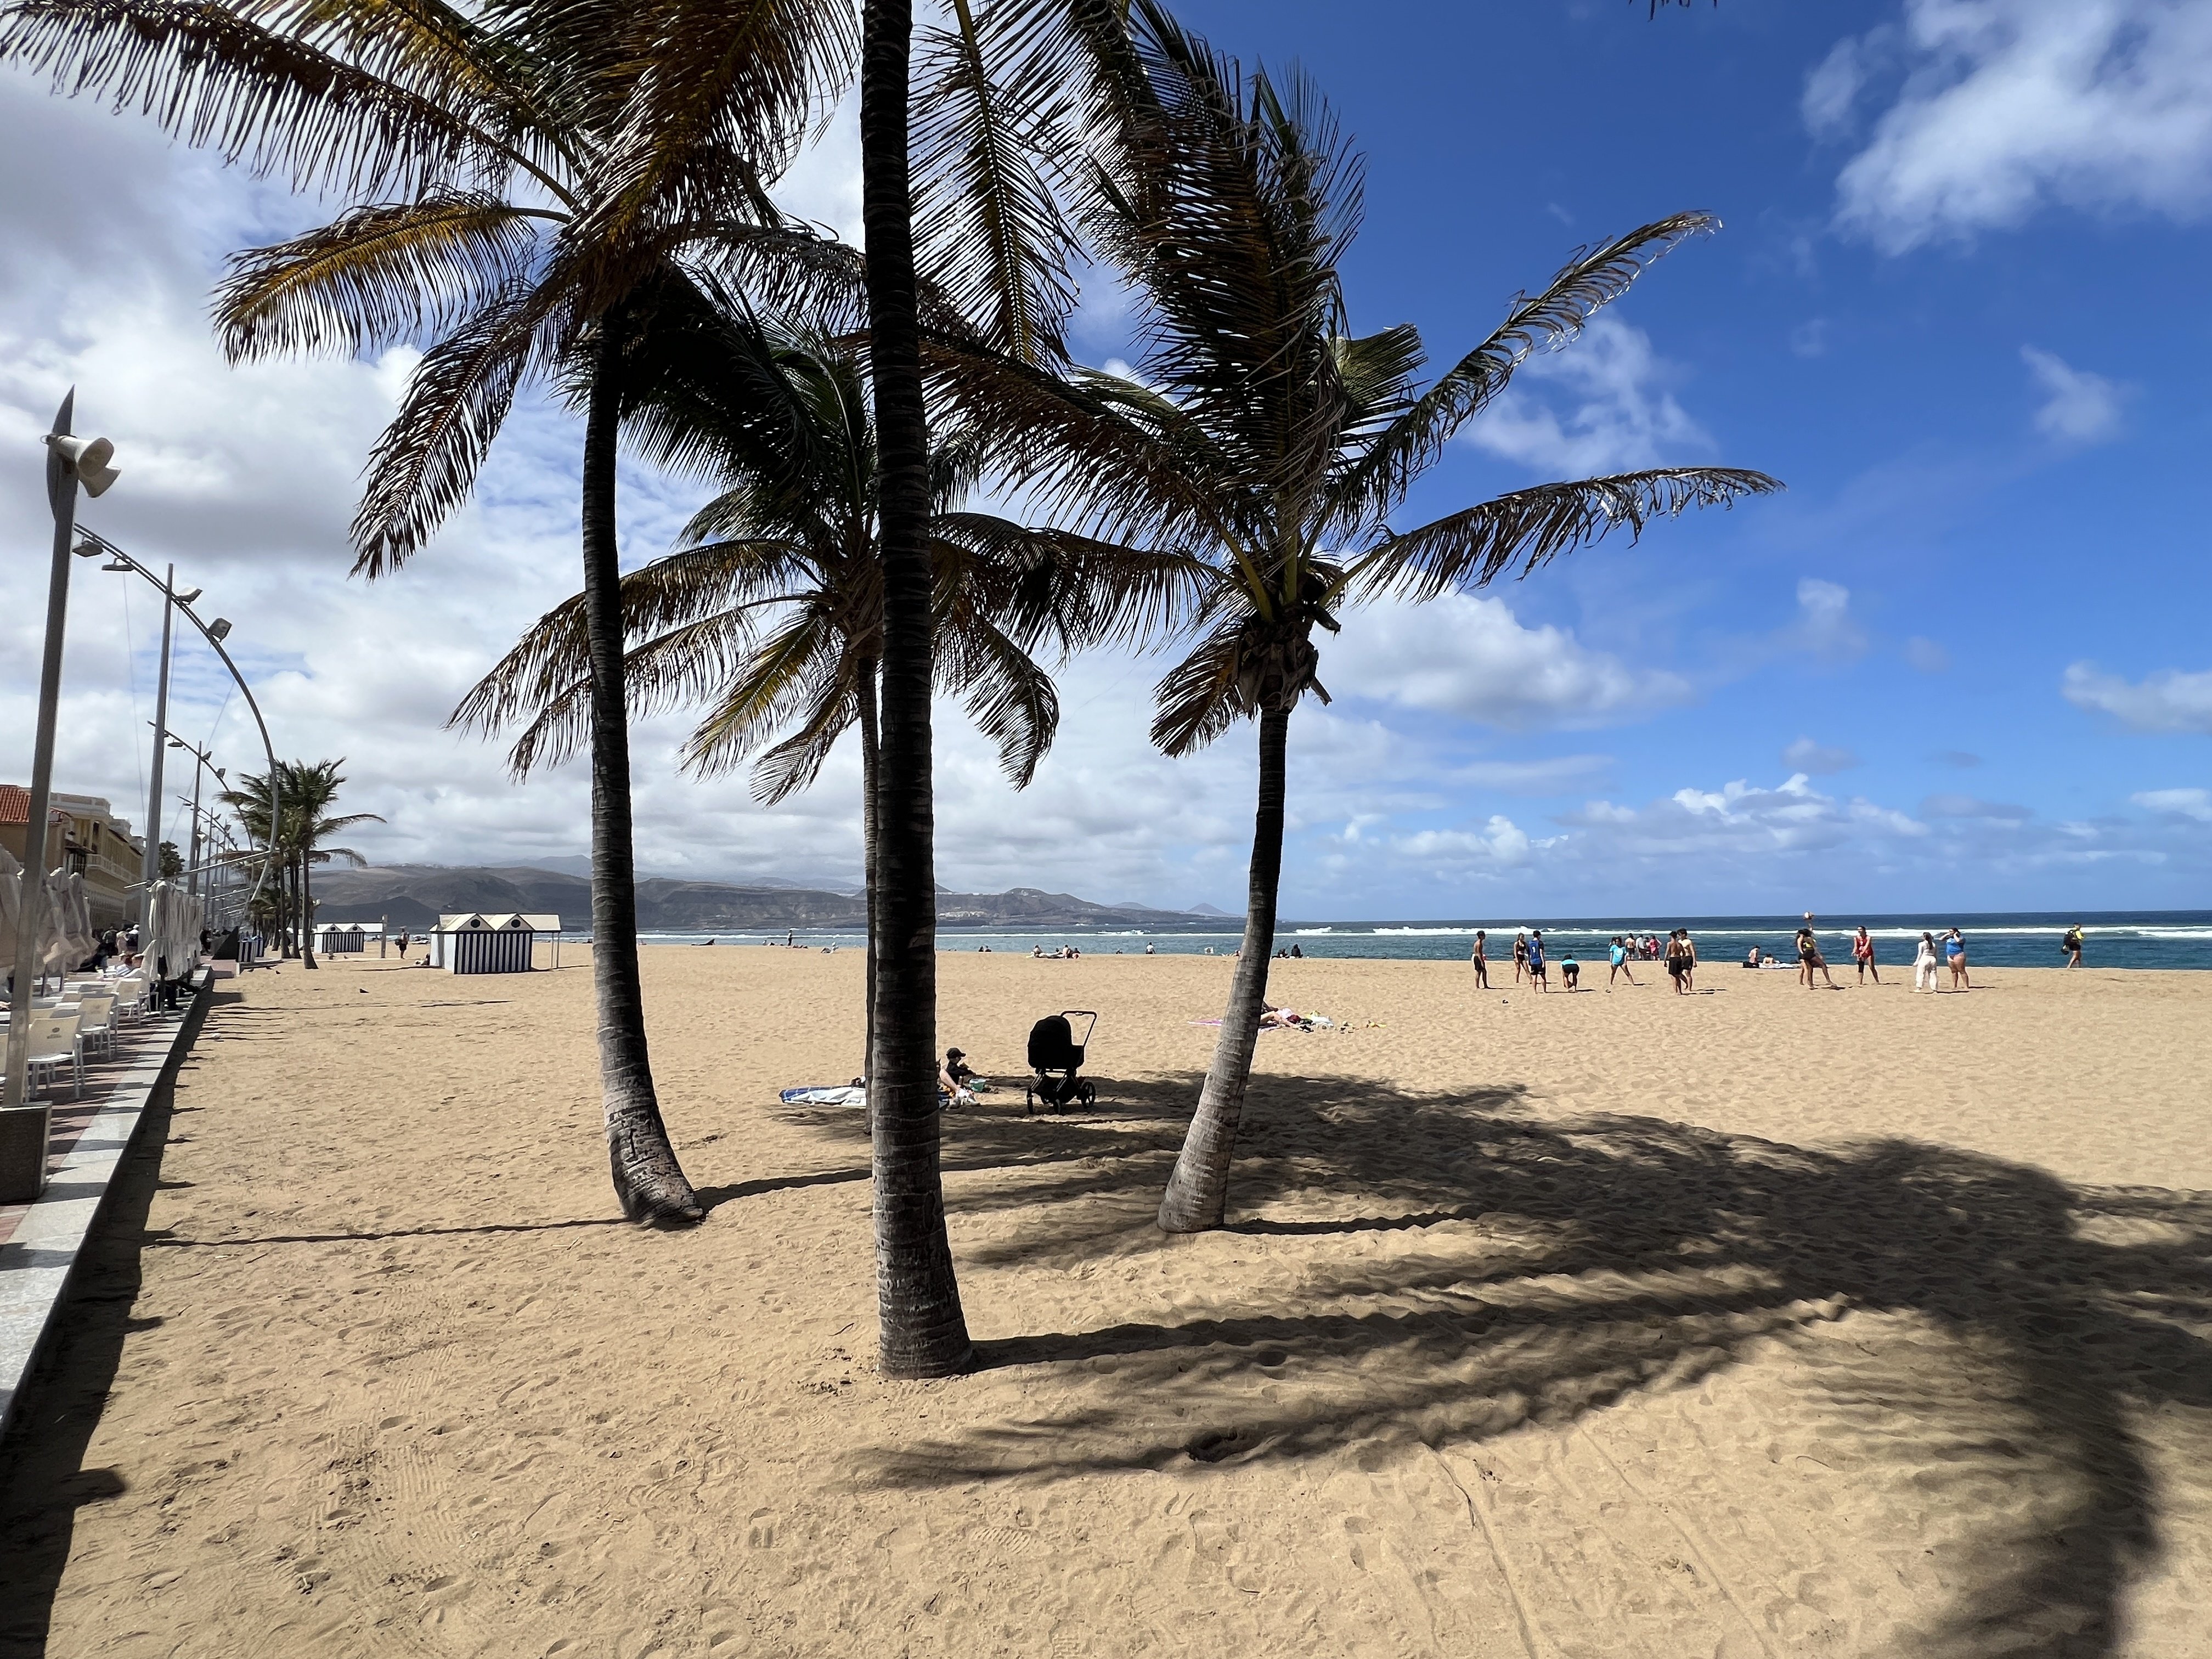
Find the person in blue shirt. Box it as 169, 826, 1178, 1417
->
1560, 947, 1580, 990
1526, 929, 1549, 991
1607, 935, 1637, 988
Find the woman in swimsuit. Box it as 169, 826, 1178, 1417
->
1944, 928, 1969, 990
1852, 926, 1878, 983
1512, 932, 1529, 983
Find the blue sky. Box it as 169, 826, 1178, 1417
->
2, 0, 2208, 917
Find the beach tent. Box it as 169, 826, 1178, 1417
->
429, 913, 558, 974
312, 922, 376, 955
143, 880, 204, 986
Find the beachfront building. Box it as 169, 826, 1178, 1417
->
311, 921, 387, 955
1, 785, 144, 930
428, 913, 561, 973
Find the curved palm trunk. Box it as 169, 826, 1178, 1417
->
582, 323, 701, 1227
857, 656, 881, 1084
862, 0, 973, 1378
1158, 704, 1289, 1232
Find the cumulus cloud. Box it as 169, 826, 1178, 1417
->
2063, 662, 2212, 733
1462, 315, 1712, 476
2132, 787, 2212, 822
2021, 346, 2126, 443
1330, 594, 1691, 731
1821, 0, 2212, 252
1792, 578, 1868, 662
1782, 737, 1859, 775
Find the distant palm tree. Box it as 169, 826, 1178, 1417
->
222, 761, 383, 972
2, 0, 865, 1224
453, 313, 1190, 1072
934, 1, 1782, 1231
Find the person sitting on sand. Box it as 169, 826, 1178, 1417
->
1032, 945, 1046, 958
1290, 944, 1303, 958
1526, 929, 1549, 991
1744, 945, 1762, 968
1560, 949, 1580, 990
1146, 941, 1156, 955
939, 1047, 980, 1107
1852, 925, 1878, 983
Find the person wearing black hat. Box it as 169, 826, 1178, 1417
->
939, 1046, 980, 1108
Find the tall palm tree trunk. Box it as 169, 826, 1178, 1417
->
1158, 704, 1289, 1232
862, 0, 973, 1378
857, 656, 881, 1084
582, 321, 701, 1227
301, 849, 318, 969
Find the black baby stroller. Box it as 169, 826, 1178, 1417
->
1024, 1011, 1097, 1114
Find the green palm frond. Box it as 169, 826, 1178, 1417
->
1327, 213, 1720, 532
216, 193, 545, 360
943, 613, 1060, 787
1347, 467, 1784, 606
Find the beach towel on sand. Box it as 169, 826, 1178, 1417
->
781, 1085, 867, 1107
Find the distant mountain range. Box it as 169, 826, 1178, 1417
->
311, 864, 1222, 932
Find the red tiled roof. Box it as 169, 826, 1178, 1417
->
0, 785, 28, 826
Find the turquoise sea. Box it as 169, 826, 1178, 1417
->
616, 911, 2212, 970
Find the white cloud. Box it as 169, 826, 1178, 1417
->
1392, 816, 1538, 870
1823, 0, 2212, 252
1904, 635, 1951, 673
2063, 662, 2212, 733
1454, 754, 1614, 795
1330, 594, 1692, 730
1783, 737, 1859, 775
1793, 577, 1867, 661
2132, 787, 2212, 822
1463, 315, 1712, 476
2021, 346, 2126, 443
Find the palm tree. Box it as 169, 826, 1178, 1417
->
3, 0, 865, 1224
221, 761, 383, 971
452, 313, 1189, 1072
933, 2, 1781, 1232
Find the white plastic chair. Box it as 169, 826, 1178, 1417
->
71, 991, 117, 1059
26, 1012, 82, 1098
109, 975, 148, 1025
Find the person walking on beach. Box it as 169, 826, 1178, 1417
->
1914, 930, 1940, 992
1852, 925, 1879, 984
1608, 935, 1637, 988
1526, 929, 1549, 991
1513, 931, 1529, 983
1944, 927, 1970, 990
1471, 930, 1490, 989
2062, 924, 2083, 967
1664, 930, 1689, 994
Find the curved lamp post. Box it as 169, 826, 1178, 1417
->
3, 391, 120, 1188
73, 528, 281, 950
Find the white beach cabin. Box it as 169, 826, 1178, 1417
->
429, 913, 561, 974
311, 921, 383, 955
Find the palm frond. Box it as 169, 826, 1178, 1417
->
216, 193, 545, 360
943, 614, 1060, 787
0, 0, 524, 196
1149, 622, 1252, 758
351, 278, 563, 575
1347, 467, 1782, 606
1328, 212, 1719, 531
913, 0, 1081, 365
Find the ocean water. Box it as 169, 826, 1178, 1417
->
614, 911, 2212, 970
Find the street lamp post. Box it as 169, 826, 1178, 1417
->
163, 731, 223, 902
138, 565, 178, 928
3, 391, 119, 1198
74, 529, 280, 959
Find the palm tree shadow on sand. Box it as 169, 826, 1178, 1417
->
805, 1070, 2212, 1659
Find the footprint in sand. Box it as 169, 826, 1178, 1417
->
747, 1509, 778, 1549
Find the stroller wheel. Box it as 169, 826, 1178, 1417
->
1076, 1080, 1097, 1107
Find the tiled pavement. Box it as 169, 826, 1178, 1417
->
0, 968, 217, 1440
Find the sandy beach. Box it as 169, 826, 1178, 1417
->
4, 947, 2209, 1658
